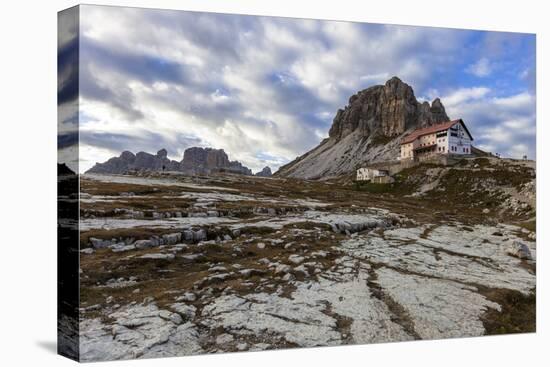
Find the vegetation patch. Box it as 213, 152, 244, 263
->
481, 287, 536, 335
517, 219, 536, 233
353, 181, 395, 193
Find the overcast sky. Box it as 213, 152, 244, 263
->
64, 5, 536, 173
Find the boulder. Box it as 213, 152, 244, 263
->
193, 229, 207, 242
183, 230, 194, 242
176, 292, 197, 302
133, 239, 156, 249
89, 237, 111, 249
216, 333, 234, 344
162, 233, 182, 246
139, 253, 175, 260
506, 241, 533, 260
289, 254, 305, 264
170, 303, 196, 321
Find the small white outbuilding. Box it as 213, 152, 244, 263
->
356, 168, 389, 182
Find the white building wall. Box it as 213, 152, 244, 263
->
356, 168, 388, 181
447, 123, 472, 155
400, 121, 473, 159
400, 143, 414, 159
435, 130, 449, 154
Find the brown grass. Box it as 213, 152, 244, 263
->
480, 287, 536, 335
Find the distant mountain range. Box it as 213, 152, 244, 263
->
86, 147, 271, 177
276, 77, 453, 179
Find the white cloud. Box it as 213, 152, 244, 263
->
466, 58, 492, 77
507, 144, 530, 159
442, 87, 491, 108
492, 92, 534, 109
438, 88, 536, 159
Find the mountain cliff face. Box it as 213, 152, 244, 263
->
276, 77, 450, 179
181, 147, 252, 175
86, 147, 252, 175
255, 166, 273, 177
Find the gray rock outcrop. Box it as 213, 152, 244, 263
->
255, 166, 272, 177
181, 148, 252, 175
506, 241, 533, 260
86, 149, 181, 174
86, 147, 252, 176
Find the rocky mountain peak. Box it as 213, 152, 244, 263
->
120, 151, 136, 161
255, 166, 273, 177
156, 148, 168, 158
277, 77, 452, 179
429, 97, 448, 122
328, 76, 449, 142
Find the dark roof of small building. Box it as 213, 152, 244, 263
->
401, 119, 473, 144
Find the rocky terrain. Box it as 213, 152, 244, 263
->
277, 77, 452, 179
86, 147, 265, 176
78, 160, 536, 361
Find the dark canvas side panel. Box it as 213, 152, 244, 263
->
57, 5, 80, 362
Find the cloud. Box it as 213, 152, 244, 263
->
492, 92, 534, 109
75, 5, 536, 172
466, 58, 492, 77
438, 87, 535, 159
438, 87, 491, 106
58, 131, 79, 150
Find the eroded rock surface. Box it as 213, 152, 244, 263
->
78, 171, 536, 361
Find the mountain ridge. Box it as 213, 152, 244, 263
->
85, 147, 263, 176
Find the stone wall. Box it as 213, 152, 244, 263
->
365, 154, 467, 176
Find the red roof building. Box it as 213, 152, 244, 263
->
400, 119, 474, 160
